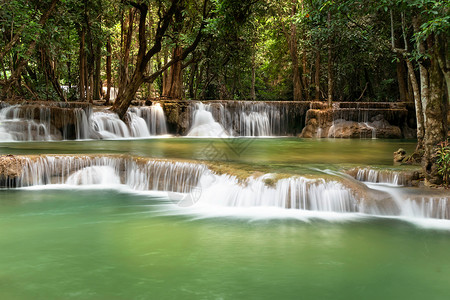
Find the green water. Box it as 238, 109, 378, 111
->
0, 138, 417, 174
1, 138, 448, 299
1, 189, 449, 300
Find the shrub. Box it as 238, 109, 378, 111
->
435, 140, 450, 186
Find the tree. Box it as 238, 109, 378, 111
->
0, 0, 60, 99
111, 0, 208, 119
384, 0, 449, 183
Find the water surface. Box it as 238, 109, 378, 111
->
0, 138, 417, 173
0, 189, 449, 300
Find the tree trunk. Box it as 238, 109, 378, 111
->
434, 35, 449, 102
423, 54, 447, 184
188, 63, 197, 99
396, 55, 408, 101
162, 51, 170, 97
164, 46, 183, 99
302, 51, 308, 101
112, 0, 203, 119
422, 36, 448, 184
79, 27, 86, 101
41, 46, 66, 102
315, 49, 320, 100
327, 11, 333, 107
290, 13, 303, 101
118, 9, 135, 96
93, 41, 102, 100
105, 38, 112, 104
405, 59, 424, 148
113, 71, 145, 118
292, 57, 302, 101
251, 47, 256, 101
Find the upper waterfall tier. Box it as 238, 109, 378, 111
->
0, 101, 417, 139
0, 103, 168, 141
187, 101, 308, 137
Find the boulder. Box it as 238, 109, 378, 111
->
394, 148, 407, 164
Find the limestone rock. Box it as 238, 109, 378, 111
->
394, 148, 407, 165
0, 155, 24, 187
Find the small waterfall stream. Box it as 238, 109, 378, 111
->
187, 103, 229, 137
354, 168, 406, 186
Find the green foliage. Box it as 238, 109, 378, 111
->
0, 0, 446, 102
434, 140, 450, 186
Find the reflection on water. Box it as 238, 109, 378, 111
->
0, 138, 417, 168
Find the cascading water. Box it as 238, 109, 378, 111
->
73, 108, 91, 140
129, 104, 167, 135
0, 103, 168, 141
15, 155, 207, 194
6, 155, 449, 221
66, 166, 121, 185
354, 168, 406, 186
364, 182, 449, 220
187, 102, 228, 137
188, 101, 291, 136
89, 105, 168, 139
0, 104, 58, 141
90, 111, 134, 139
196, 174, 359, 212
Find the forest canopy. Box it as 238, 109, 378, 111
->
0, 0, 448, 105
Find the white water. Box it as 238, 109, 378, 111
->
0, 105, 56, 141
365, 182, 449, 220
88, 104, 168, 139
90, 111, 135, 138
363, 122, 377, 139
355, 168, 405, 186
187, 103, 228, 137
0, 103, 168, 141
9, 155, 450, 225
129, 104, 167, 136
66, 166, 121, 185
188, 101, 285, 136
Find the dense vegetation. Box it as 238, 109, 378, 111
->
0, 0, 448, 183
0, 0, 446, 102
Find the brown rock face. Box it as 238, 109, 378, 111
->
301, 108, 406, 139
159, 100, 190, 135
0, 155, 25, 187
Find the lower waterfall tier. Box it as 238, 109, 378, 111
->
1, 154, 448, 222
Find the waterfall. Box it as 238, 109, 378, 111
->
6, 155, 448, 221
90, 105, 168, 139
66, 166, 121, 185
15, 155, 206, 194
129, 104, 168, 135
353, 168, 408, 186
90, 111, 136, 139
364, 182, 449, 220
0, 105, 57, 141
0, 103, 168, 141
73, 108, 91, 140
188, 101, 294, 137
187, 102, 228, 137
363, 122, 377, 139
197, 174, 358, 212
